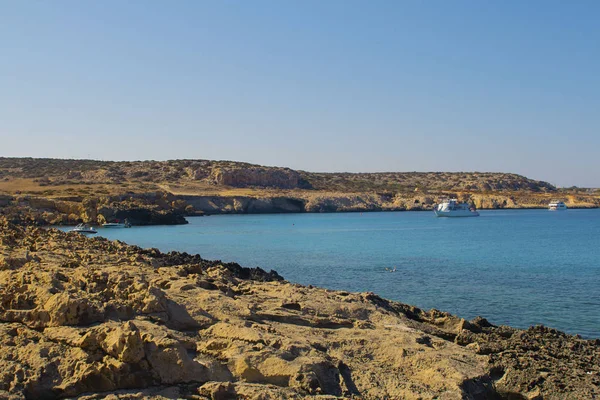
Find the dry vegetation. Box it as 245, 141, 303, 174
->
0, 157, 560, 195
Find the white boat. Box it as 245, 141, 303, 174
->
102, 219, 131, 228
71, 224, 97, 234
548, 200, 567, 211
102, 222, 131, 228
434, 199, 479, 217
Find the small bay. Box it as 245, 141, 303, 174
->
62, 209, 600, 338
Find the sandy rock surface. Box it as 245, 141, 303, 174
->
0, 218, 598, 399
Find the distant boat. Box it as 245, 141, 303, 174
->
434, 199, 479, 217
103, 218, 132, 228
71, 224, 97, 234
548, 200, 567, 211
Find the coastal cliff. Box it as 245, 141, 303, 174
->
0, 192, 190, 226
0, 158, 599, 225
5, 191, 600, 227
0, 219, 598, 399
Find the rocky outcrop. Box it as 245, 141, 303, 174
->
454, 323, 600, 398
0, 218, 598, 399
0, 192, 192, 226
209, 167, 312, 189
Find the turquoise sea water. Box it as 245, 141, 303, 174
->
62, 209, 600, 338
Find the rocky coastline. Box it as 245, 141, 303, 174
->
1, 190, 599, 228
1, 158, 599, 227
0, 218, 598, 399
0, 193, 192, 227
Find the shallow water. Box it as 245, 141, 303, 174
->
61, 209, 600, 338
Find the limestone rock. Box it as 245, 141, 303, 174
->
0, 218, 597, 399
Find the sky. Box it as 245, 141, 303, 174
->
1, 1, 599, 187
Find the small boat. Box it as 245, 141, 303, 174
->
102, 223, 125, 228
102, 219, 132, 228
434, 199, 479, 217
71, 224, 97, 234
548, 200, 567, 211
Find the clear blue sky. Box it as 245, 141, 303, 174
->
1, 1, 599, 187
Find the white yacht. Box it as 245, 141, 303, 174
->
548, 200, 567, 211
71, 224, 97, 234
434, 199, 479, 217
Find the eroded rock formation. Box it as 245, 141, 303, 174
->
0, 219, 598, 399
0, 192, 191, 226
209, 167, 312, 189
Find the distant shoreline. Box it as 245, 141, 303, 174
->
45, 205, 600, 227
1, 157, 598, 226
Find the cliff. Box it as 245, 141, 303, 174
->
0, 219, 598, 399
0, 192, 190, 226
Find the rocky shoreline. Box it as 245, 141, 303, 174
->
0, 218, 598, 399
0, 193, 192, 227
1, 191, 599, 228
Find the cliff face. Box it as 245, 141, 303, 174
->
3, 190, 600, 227
0, 192, 190, 226
209, 167, 312, 189
183, 192, 600, 215
0, 219, 598, 399
182, 196, 307, 214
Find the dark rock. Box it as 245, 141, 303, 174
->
113, 208, 187, 226
416, 335, 433, 347
281, 302, 302, 311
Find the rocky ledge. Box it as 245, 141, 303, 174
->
0, 193, 191, 227
0, 219, 598, 399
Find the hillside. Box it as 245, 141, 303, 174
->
0, 157, 556, 193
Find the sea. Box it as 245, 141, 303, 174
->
60, 209, 600, 338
